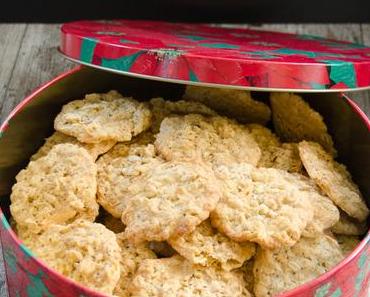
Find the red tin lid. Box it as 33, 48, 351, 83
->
61, 20, 370, 92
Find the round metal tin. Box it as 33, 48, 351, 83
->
61, 20, 370, 92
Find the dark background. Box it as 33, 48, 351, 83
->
1, 0, 370, 23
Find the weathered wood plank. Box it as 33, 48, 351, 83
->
0, 23, 27, 297
0, 24, 27, 123
0, 24, 74, 122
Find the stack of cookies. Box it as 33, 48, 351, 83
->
9, 87, 369, 297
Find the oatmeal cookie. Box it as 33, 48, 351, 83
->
122, 161, 221, 243
211, 165, 313, 249
270, 92, 336, 155
23, 220, 121, 295
97, 143, 163, 218
31, 131, 115, 161
299, 141, 369, 221
114, 233, 157, 297
155, 114, 261, 166
10, 144, 98, 234
54, 90, 152, 143
129, 255, 251, 297
149, 97, 217, 132
254, 235, 343, 297
183, 86, 271, 125
169, 220, 255, 270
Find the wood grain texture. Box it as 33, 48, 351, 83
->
0, 24, 369, 296
0, 24, 27, 123
0, 24, 74, 122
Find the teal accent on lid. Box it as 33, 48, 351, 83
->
101, 51, 143, 72
1, 214, 11, 230
189, 69, 199, 82
322, 60, 357, 88
199, 43, 239, 49
179, 35, 207, 41
80, 38, 97, 63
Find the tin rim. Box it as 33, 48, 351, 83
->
0, 66, 369, 296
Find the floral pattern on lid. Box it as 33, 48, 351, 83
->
61, 20, 370, 91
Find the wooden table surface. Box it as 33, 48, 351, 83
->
0, 23, 369, 296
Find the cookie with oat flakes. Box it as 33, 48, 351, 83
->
10, 144, 98, 234
122, 161, 221, 244
270, 92, 336, 156
149, 97, 217, 132
31, 131, 115, 161
129, 255, 252, 297
253, 235, 343, 297
114, 233, 157, 297
155, 114, 261, 166
183, 85, 271, 125
54, 90, 152, 143
211, 164, 313, 249
299, 141, 369, 221
23, 220, 121, 295
97, 142, 163, 218
168, 220, 255, 271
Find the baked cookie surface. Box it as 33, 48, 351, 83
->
211, 164, 313, 249
149, 97, 217, 132
254, 235, 343, 297
31, 131, 115, 161
23, 220, 121, 295
270, 92, 336, 155
114, 233, 157, 297
168, 220, 255, 271
299, 141, 369, 221
129, 255, 251, 297
54, 90, 152, 143
97, 142, 163, 218
10, 144, 98, 234
184, 86, 271, 125
122, 161, 221, 243
155, 114, 261, 166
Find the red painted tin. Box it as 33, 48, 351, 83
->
0, 21, 369, 297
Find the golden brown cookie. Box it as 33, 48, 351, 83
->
149, 97, 217, 132
211, 165, 313, 249
331, 211, 367, 236
122, 161, 221, 244
54, 90, 152, 143
270, 92, 336, 155
335, 235, 361, 256
302, 192, 340, 238
23, 220, 121, 295
10, 144, 98, 234
299, 141, 369, 222
269, 143, 303, 173
248, 124, 280, 166
31, 131, 115, 161
155, 114, 261, 166
168, 220, 255, 271
183, 85, 271, 125
254, 235, 343, 297
129, 255, 252, 297
114, 233, 157, 297
97, 142, 163, 218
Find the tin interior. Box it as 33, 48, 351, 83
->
0, 66, 369, 224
